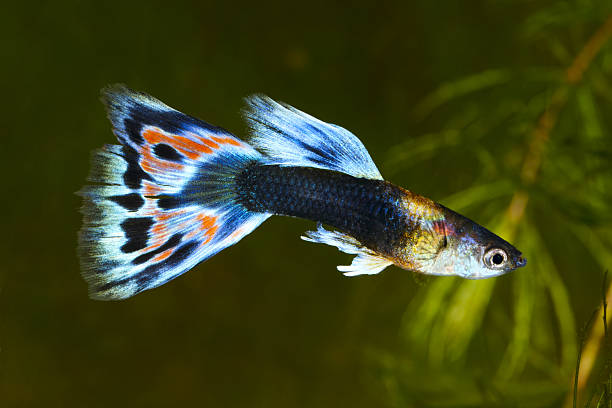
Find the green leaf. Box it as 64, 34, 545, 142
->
576, 85, 604, 140
413, 70, 512, 119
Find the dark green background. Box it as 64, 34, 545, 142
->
3, 1, 610, 407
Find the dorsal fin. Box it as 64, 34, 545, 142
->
244, 96, 383, 180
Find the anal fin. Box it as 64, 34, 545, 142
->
301, 225, 393, 276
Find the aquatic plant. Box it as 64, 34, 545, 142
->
375, 2, 612, 406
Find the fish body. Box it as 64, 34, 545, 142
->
235, 164, 524, 278
78, 85, 526, 300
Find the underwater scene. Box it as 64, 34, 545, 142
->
3, 1, 612, 406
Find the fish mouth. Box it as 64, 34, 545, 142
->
516, 256, 527, 268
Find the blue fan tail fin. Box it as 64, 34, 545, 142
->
78, 85, 270, 300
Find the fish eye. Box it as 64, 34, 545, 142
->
485, 248, 507, 269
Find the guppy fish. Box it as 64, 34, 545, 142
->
78, 85, 526, 300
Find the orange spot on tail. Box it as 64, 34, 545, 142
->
185, 214, 219, 245
202, 224, 219, 245
152, 223, 166, 236
211, 136, 242, 147
143, 181, 163, 195
142, 128, 214, 160
142, 222, 169, 251
200, 137, 220, 150
175, 135, 212, 158
157, 209, 187, 222
152, 248, 174, 263
198, 214, 217, 230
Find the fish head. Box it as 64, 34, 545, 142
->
423, 207, 527, 279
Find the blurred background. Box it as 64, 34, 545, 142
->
3, 0, 612, 406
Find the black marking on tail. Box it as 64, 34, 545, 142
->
99, 240, 200, 293
119, 96, 223, 137
165, 241, 199, 267
134, 241, 199, 291
153, 143, 183, 162
132, 234, 183, 265
120, 217, 154, 253
124, 117, 145, 145
157, 195, 182, 210
108, 193, 145, 211
121, 146, 153, 189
